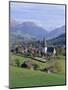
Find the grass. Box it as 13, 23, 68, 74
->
9, 53, 65, 88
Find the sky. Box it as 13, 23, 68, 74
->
10, 2, 65, 31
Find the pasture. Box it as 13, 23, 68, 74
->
9, 53, 65, 88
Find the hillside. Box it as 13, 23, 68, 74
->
47, 34, 65, 46
10, 21, 48, 40
47, 26, 65, 40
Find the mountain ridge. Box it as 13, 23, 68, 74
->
10, 21, 65, 42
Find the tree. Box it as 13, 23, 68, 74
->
15, 59, 20, 67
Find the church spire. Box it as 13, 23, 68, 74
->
42, 37, 47, 47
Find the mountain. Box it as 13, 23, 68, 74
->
10, 20, 65, 47
47, 33, 65, 46
47, 26, 65, 40
10, 21, 48, 40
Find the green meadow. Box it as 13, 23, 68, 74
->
9, 53, 65, 88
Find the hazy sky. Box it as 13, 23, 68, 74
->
10, 2, 65, 31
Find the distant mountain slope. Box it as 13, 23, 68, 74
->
47, 26, 65, 40
10, 21, 48, 40
10, 21, 65, 46
47, 33, 65, 45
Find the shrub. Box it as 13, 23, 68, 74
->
33, 64, 39, 70
54, 61, 62, 72
15, 59, 20, 67
21, 62, 27, 68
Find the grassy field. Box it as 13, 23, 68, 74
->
9, 53, 65, 88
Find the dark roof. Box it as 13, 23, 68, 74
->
47, 47, 54, 53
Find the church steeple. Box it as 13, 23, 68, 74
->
42, 37, 47, 47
